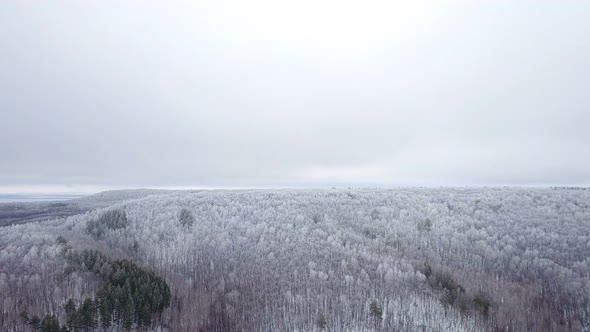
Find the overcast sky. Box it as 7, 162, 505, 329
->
1, 1, 589, 192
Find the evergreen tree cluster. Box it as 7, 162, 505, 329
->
423, 262, 492, 316
20, 248, 171, 331
67, 249, 171, 329
86, 209, 128, 239
426, 269, 465, 306
63, 298, 98, 331
20, 312, 63, 332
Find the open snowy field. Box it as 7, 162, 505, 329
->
1, 188, 589, 331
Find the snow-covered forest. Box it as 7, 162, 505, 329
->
1, 188, 589, 331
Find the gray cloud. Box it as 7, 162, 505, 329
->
1, 0, 589, 191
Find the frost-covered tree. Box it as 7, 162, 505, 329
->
2, 188, 590, 331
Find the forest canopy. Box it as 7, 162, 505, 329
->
1, 188, 589, 331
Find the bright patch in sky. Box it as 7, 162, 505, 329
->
215, 0, 436, 57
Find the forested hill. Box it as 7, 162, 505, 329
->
0, 189, 177, 226
0, 188, 589, 331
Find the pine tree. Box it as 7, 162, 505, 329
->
122, 302, 134, 329
19, 311, 29, 325
65, 299, 76, 315
317, 313, 327, 330
65, 299, 80, 331
39, 315, 61, 332
179, 208, 195, 227
79, 298, 98, 329
369, 300, 383, 330
29, 315, 41, 330
97, 283, 114, 328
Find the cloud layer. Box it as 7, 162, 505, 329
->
1, 1, 589, 191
